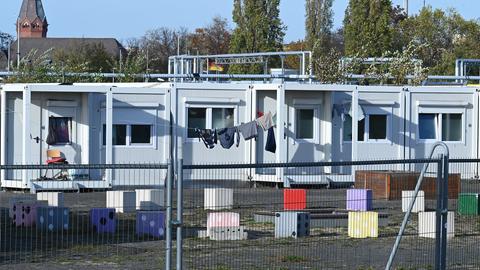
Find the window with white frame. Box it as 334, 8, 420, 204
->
48, 117, 73, 144
296, 109, 315, 139
343, 113, 388, 142
103, 124, 153, 146
418, 113, 462, 141
187, 107, 235, 138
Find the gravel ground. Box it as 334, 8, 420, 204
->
0, 180, 479, 270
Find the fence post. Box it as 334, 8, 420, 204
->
165, 159, 173, 270
176, 158, 184, 270
435, 154, 449, 270
440, 154, 449, 269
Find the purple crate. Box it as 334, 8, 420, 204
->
90, 208, 116, 233
346, 189, 373, 211
136, 211, 165, 238
13, 201, 43, 227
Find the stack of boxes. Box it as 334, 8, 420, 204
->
346, 189, 378, 238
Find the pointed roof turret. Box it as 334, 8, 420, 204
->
18, 0, 46, 22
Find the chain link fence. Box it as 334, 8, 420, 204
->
0, 158, 479, 269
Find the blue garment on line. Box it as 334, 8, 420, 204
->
218, 127, 239, 149
265, 127, 276, 153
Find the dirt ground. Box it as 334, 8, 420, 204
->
0, 180, 479, 270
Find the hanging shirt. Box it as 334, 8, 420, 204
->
218, 127, 239, 149
256, 111, 273, 131
238, 121, 258, 141
265, 127, 276, 153
195, 129, 217, 149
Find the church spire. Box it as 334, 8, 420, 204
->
17, 0, 48, 38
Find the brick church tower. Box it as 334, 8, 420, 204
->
17, 0, 48, 38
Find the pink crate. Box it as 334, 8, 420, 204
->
207, 212, 240, 236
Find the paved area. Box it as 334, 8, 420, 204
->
0, 180, 479, 269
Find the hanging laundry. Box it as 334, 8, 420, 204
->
238, 121, 258, 141
218, 127, 239, 149
256, 111, 273, 131
265, 127, 276, 153
195, 129, 217, 149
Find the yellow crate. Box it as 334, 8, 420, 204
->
348, 211, 378, 238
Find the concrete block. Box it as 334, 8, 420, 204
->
106, 191, 136, 213
348, 211, 378, 238
90, 208, 116, 233
402, 191, 425, 213
210, 226, 247, 241
418, 211, 455, 239
9, 195, 36, 219
136, 211, 165, 238
458, 193, 480, 215
13, 201, 46, 227
204, 188, 233, 210
274, 211, 310, 238
284, 189, 307, 210
135, 189, 165, 210
37, 192, 65, 207
207, 212, 240, 236
347, 189, 373, 211
37, 207, 69, 231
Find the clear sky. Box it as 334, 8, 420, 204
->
1, 0, 479, 43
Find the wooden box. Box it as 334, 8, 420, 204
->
355, 171, 461, 200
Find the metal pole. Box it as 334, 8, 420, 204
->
17, 20, 20, 69
434, 157, 443, 269
439, 154, 449, 270
7, 41, 11, 72
165, 159, 173, 270
176, 158, 184, 270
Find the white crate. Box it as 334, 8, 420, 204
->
274, 211, 310, 238
204, 188, 233, 210
135, 189, 165, 210
418, 211, 455, 239
402, 191, 425, 213
37, 192, 65, 207
106, 191, 136, 213
210, 226, 247, 241
207, 212, 240, 236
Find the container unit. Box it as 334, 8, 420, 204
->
458, 193, 480, 215
418, 211, 455, 239
106, 190, 136, 213
283, 189, 307, 210
348, 211, 378, 238
346, 189, 373, 211
37, 192, 65, 207
204, 188, 233, 210
401, 190, 425, 213
135, 189, 165, 210
274, 211, 310, 238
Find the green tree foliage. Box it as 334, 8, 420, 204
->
305, 0, 333, 56
0, 31, 13, 51
396, 7, 480, 75
344, 0, 394, 57
229, 0, 285, 74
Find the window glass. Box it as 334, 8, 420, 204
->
419, 113, 437, 139
296, 109, 314, 139
442, 113, 462, 141
212, 108, 234, 129
343, 115, 352, 141
103, 124, 127, 145
358, 118, 365, 141
48, 117, 72, 144
369, 115, 387, 140
187, 108, 206, 138
131, 125, 152, 144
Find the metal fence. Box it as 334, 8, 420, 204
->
1, 158, 480, 269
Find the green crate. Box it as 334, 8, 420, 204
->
458, 193, 480, 215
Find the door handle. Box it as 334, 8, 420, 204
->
33, 136, 40, 144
